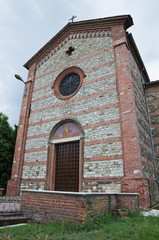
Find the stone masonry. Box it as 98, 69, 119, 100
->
21, 28, 123, 193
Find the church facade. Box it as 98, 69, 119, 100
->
7, 15, 159, 209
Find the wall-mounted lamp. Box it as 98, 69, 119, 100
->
15, 74, 27, 96
15, 74, 25, 84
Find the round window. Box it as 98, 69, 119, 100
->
53, 67, 85, 100
59, 73, 80, 96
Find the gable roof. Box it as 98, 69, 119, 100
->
24, 15, 133, 69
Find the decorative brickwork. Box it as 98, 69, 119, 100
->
36, 30, 112, 70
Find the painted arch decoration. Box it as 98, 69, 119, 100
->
54, 123, 81, 140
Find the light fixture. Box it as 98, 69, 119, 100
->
15, 74, 25, 84
15, 74, 27, 96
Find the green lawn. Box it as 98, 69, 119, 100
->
0, 213, 159, 240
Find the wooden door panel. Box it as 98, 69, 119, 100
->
55, 141, 79, 192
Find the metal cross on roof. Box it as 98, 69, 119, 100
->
69, 15, 77, 22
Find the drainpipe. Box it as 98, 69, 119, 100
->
141, 68, 159, 183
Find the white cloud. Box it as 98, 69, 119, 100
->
23, 0, 44, 20
0, 0, 159, 126
147, 60, 159, 81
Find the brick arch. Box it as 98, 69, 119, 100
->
45, 119, 84, 191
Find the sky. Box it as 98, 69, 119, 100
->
0, 0, 159, 127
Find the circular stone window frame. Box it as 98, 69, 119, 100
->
53, 67, 85, 100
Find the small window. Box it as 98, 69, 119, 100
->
53, 67, 85, 100
59, 73, 80, 96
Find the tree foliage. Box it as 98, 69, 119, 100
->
0, 112, 17, 189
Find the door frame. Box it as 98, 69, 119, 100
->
45, 120, 84, 192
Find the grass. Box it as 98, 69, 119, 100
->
0, 213, 159, 240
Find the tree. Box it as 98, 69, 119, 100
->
0, 112, 17, 190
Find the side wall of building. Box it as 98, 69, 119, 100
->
146, 83, 159, 203
129, 52, 155, 179
111, 28, 150, 207
129, 52, 159, 204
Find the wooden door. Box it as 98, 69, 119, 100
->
55, 141, 79, 192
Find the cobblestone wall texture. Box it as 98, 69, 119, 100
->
82, 181, 121, 193
84, 159, 123, 178
129, 52, 154, 179
21, 34, 123, 192
147, 84, 159, 170
130, 52, 159, 203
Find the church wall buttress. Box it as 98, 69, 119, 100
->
112, 25, 151, 207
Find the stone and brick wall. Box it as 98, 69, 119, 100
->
127, 50, 159, 205
146, 82, 159, 172
129, 52, 155, 180
6, 64, 36, 196
21, 190, 139, 223
21, 31, 123, 193
111, 27, 157, 206
146, 81, 159, 201
0, 196, 21, 212
128, 54, 159, 204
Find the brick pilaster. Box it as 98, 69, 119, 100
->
112, 26, 150, 207
6, 64, 36, 196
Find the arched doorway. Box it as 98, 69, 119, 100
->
46, 120, 84, 192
